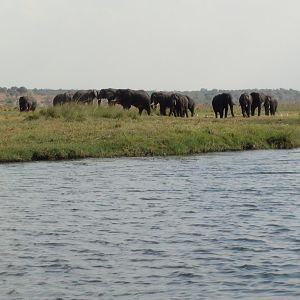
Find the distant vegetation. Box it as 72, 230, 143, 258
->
1, 86, 300, 108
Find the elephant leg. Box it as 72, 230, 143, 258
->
229, 105, 234, 117
246, 106, 250, 117
270, 104, 274, 115
138, 107, 143, 115
224, 106, 228, 118
162, 106, 167, 116
220, 110, 224, 118
241, 107, 245, 117
258, 106, 261, 116
270, 106, 275, 115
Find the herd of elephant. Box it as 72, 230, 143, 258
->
18, 89, 278, 118
212, 92, 278, 118
52, 89, 196, 117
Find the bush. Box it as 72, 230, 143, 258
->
38, 104, 143, 121
266, 135, 293, 149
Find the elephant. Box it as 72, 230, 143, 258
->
185, 95, 196, 117
97, 88, 117, 106
171, 93, 189, 117
212, 93, 235, 118
19, 96, 37, 112
239, 93, 252, 117
250, 92, 267, 116
150, 92, 175, 116
151, 92, 194, 117
115, 89, 151, 115
53, 92, 74, 106
264, 96, 278, 115
73, 90, 98, 104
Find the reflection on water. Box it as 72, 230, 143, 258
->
0, 149, 300, 299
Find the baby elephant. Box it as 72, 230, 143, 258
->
19, 96, 37, 112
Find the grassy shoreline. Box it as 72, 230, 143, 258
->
0, 105, 299, 163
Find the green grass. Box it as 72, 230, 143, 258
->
0, 104, 299, 163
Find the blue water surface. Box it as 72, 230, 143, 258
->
0, 149, 299, 299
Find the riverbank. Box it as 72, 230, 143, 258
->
0, 104, 299, 163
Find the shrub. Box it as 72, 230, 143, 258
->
266, 135, 293, 149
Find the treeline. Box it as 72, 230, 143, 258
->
1, 86, 300, 106
0, 86, 70, 97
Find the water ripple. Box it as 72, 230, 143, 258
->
0, 149, 299, 299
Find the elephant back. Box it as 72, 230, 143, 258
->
239, 93, 251, 105
212, 93, 232, 106
73, 90, 97, 103
98, 89, 117, 101
53, 92, 73, 106
115, 89, 151, 115
19, 96, 37, 112
250, 92, 265, 105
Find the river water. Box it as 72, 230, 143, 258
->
0, 149, 299, 299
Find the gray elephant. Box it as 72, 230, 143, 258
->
171, 93, 189, 117
212, 93, 235, 118
250, 92, 267, 116
115, 89, 151, 115
73, 90, 98, 104
150, 92, 175, 116
239, 93, 252, 117
264, 96, 278, 115
97, 88, 117, 106
185, 95, 196, 117
53, 92, 74, 106
19, 96, 37, 112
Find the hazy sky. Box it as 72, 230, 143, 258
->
1, 0, 299, 90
